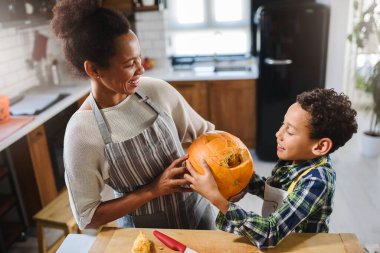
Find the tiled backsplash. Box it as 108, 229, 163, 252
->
134, 11, 168, 68
0, 25, 62, 99
0, 11, 167, 99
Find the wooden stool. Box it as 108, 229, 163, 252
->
33, 188, 78, 253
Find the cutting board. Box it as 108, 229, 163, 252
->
89, 228, 363, 253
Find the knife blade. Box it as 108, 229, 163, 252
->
153, 230, 198, 253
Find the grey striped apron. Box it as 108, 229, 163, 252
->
90, 91, 215, 229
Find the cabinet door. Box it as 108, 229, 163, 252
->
170, 81, 209, 120
102, 0, 133, 11
9, 125, 58, 225
209, 80, 256, 148
0, 162, 27, 250
27, 125, 58, 206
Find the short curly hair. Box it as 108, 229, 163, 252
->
51, 0, 130, 77
297, 88, 358, 153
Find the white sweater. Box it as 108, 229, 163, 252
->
64, 77, 215, 229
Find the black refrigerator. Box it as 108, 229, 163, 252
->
254, 1, 330, 161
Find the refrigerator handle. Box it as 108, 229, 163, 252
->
264, 58, 293, 65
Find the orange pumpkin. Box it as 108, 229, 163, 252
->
188, 130, 254, 199
0, 95, 10, 124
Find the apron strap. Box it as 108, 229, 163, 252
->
89, 94, 113, 145
287, 158, 327, 193
90, 91, 165, 145
135, 90, 165, 116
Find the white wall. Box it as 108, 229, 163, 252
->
316, 0, 352, 92
0, 24, 62, 99
0, 27, 39, 98
135, 11, 168, 67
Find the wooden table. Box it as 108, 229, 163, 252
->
88, 228, 363, 253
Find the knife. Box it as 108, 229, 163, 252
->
153, 230, 198, 253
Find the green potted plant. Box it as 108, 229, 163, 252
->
348, 0, 380, 157
361, 61, 380, 157
368, 61, 380, 135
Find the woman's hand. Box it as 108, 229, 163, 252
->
150, 155, 192, 197
184, 160, 229, 214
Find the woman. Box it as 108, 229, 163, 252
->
52, 0, 215, 230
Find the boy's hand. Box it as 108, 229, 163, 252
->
228, 186, 248, 202
184, 160, 218, 199
184, 160, 229, 214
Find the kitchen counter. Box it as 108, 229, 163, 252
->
0, 63, 257, 150
0, 59, 257, 152
0, 81, 90, 152
0, 80, 91, 229
144, 63, 258, 81
60, 227, 363, 253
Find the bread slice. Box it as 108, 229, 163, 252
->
131, 231, 151, 253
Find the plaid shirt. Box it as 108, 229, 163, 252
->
216, 156, 335, 248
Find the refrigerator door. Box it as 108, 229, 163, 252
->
256, 3, 329, 161
250, 0, 315, 56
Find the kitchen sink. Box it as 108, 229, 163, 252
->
10, 92, 70, 116
172, 54, 253, 73
193, 65, 252, 73
214, 66, 251, 72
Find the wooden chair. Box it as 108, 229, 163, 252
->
33, 188, 78, 253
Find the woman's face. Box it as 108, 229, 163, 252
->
96, 31, 145, 97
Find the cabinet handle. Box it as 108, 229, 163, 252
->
264, 58, 292, 65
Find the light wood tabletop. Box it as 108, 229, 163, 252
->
88, 227, 363, 253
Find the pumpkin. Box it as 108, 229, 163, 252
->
0, 95, 10, 124
188, 130, 254, 199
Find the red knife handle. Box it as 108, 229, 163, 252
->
153, 230, 187, 253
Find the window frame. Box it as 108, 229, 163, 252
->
165, 0, 251, 56
345, 0, 380, 107
166, 0, 250, 29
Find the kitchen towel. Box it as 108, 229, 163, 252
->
32, 31, 48, 61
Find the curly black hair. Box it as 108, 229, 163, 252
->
51, 0, 130, 77
297, 88, 358, 153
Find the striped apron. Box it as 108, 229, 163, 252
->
90, 91, 215, 229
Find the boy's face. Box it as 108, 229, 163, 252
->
275, 102, 319, 163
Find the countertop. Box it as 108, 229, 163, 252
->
66, 228, 363, 253
144, 60, 258, 81
145, 67, 258, 81
0, 61, 257, 151
0, 81, 90, 152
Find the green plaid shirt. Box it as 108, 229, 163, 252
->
216, 156, 335, 248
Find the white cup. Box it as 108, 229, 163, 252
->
142, 0, 155, 6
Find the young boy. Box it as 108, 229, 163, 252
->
184, 88, 358, 248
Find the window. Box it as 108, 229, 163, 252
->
346, 0, 380, 107
166, 0, 251, 56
